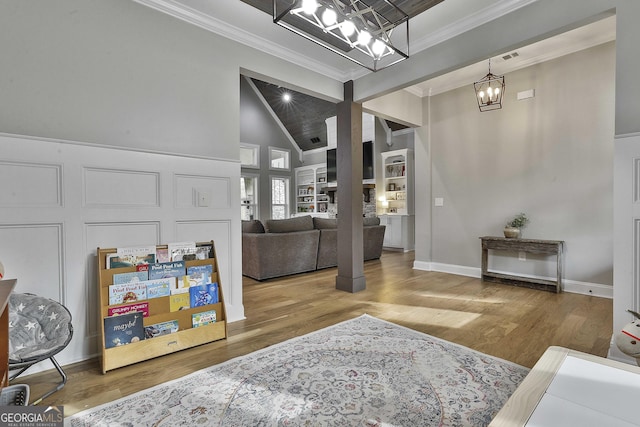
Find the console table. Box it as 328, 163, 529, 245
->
480, 237, 564, 293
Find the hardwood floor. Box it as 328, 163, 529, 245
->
16, 250, 612, 416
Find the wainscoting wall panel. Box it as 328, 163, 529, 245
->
83, 168, 160, 207
174, 174, 231, 209
0, 161, 62, 207
0, 133, 243, 372
0, 223, 64, 302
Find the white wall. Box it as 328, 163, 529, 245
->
0, 134, 242, 370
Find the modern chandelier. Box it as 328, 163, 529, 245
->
273, 0, 410, 72
473, 59, 505, 112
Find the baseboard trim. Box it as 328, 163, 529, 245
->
412, 262, 612, 298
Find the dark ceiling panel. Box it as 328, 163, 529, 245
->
242, 0, 445, 21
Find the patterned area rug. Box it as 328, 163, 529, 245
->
66, 315, 529, 426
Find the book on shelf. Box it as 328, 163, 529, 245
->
189, 282, 218, 308
187, 264, 213, 287
156, 248, 170, 263
169, 292, 190, 311
136, 264, 149, 272
112, 270, 149, 285
169, 275, 191, 295
192, 309, 216, 328
148, 261, 185, 280
144, 320, 179, 338
168, 241, 197, 262
107, 302, 149, 317
145, 277, 174, 299
107, 253, 156, 269
108, 282, 147, 305
104, 312, 145, 348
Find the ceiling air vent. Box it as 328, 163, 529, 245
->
502, 51, 520, 61
310, 137, 321, 144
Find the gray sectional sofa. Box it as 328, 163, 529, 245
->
242, 215, 386, 280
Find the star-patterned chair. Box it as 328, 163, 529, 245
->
8, 293, 73, 405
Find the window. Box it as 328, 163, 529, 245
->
240, 143, 260, 169
271, 176, 289, 219
269, 147, 290, 171
240, 174, 259, 221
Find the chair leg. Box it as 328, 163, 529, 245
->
11, 357, 68, 406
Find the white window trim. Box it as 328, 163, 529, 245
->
268, 147, 291, 171
240, 142, 260, 169
241, 173, 259, 220
270, 175, 290, 219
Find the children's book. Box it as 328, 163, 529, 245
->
189, 282, 219, 308
168, 242, 197, 261
145, 277, 174, 299
208, 282, 219, 304
169, 275, 191, 295
192, 310, 216, 328
113, 271, 148, 285
107, 253, 156, 269
108, 282, 147, 305
148, 261, 185, 280
144, 320, 179, 338
104, 312, 145, 348
156, 248, 170, 263
187, 265, 213, 287
169, 292, 190, 312
107, 302, 149, 317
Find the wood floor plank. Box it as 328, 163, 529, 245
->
13, 251, 612, 416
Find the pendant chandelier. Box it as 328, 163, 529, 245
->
273, 0, 409, 72
473, 59, 505, 112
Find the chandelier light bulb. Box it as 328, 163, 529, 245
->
494, 87, 500, 95
340, 20, 356, 37
321, 8, 337, 26
372, 39, 386, 56
301, 0, 318, 15
357, 30, 372, 46
478, 91, 485, 99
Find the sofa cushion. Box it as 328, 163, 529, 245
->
313, 218, 338, 229
242, 220, 265, 234
363, 217, 380, 226
265, 215, 314, 233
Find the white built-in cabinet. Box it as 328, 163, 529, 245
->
380, 149, 414, 251
294, 164, 329, 215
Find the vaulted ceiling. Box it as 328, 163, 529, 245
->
243, 0, 441, 151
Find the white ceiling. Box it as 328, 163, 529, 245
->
134, 0, 615, 97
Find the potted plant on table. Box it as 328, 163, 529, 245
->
504, 213, 529, 238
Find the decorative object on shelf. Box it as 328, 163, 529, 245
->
504, 212, 529, 238
388, 183, 396, 191
473, 59, 505, 112
273, 0, 409, 72
615, 309, 640, 366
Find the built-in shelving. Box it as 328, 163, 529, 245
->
295, 164, 329, 214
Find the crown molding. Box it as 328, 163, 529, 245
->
133, 0, 537, 84
411, 0, 539, 54
133, 0, 349, 81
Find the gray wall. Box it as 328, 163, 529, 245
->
428, 42, 615, 285
0, 0, 342, 161
240, 77, 304, 220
